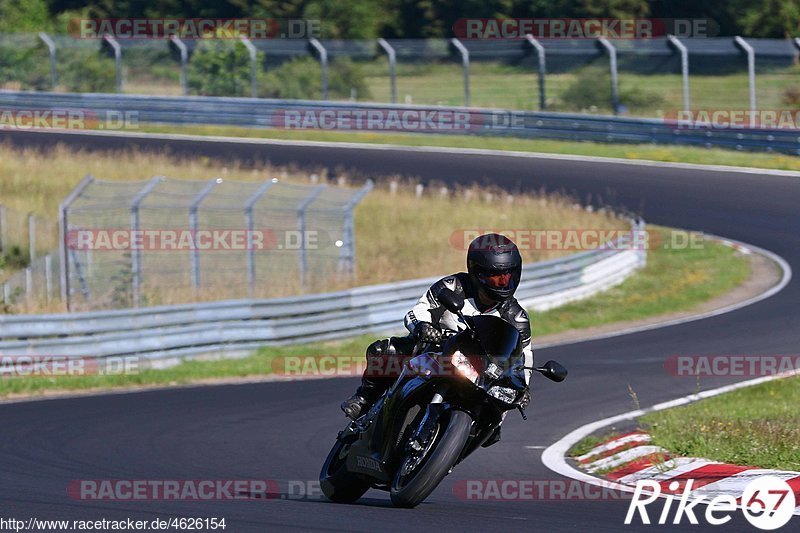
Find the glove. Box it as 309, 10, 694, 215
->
415, 322, 443, 345
519, 388, 531, 410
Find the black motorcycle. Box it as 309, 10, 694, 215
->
320, 288, 567, 508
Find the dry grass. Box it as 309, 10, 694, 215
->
0, 143, 628, 312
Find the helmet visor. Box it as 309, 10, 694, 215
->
478, 271, 513, 289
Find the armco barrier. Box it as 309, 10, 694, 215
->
0, 91, 798, 154
0, 222, 646, 362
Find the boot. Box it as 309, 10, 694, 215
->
341, 382, 378, 420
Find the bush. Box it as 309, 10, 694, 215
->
782, 87, 800, 108
58, 50, 116, 93
260, 57, 371, 100
188, 38, 262, 97
0, 46, 50, 90
560, 68, 665, 112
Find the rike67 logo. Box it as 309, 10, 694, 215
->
626, 476, 796, 530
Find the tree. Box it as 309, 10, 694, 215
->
741, 0, 800, 38
303, 0, 380, 39
0, 0, 52, 32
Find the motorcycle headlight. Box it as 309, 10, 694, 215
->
487, 385, 518, 404
451, 351, 479, 383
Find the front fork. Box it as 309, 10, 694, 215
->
406, 386, 448, 453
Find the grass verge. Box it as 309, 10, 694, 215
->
140, 123, 800, 173
0, 227, 750, 398
0, 143, 625, 311
639, 375, 800, 471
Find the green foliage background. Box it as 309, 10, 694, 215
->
2, 0, 798, 39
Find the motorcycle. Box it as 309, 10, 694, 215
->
319, 288, 568, 507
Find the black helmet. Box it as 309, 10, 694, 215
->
467, 233, 522, 303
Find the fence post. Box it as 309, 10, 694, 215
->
525, 35, 546, 110
597, 37, 620, 115
170, 35, 188, 96
130, 176, 164, 307
28, 212, 35, 263
240, 36, 258, 98
189, 178, 221, 292
104, 35, 122, 92
244, 179, 277, 296
377, 38, 397, 104
309, 38, 328, 100
25, 267, 32, 302
45, 253, 52, 303
38, 32, 57, 89
450, 38, 470, 107
734, 36, 756, 127
339, 180, 373, 275
0, 205, 6, 252
59, 174, 94, 311
667, 35, 690, 113
297, 184, 327, 290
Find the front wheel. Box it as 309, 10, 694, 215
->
390, 409, 472, 508
320, 438, 370, 503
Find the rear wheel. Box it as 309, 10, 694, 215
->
319, 439, 370, 503
390, 409, 472, 508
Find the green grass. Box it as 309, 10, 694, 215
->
361, 62, 800, 115
0, 226, 751, 398
640, 376, 800, 471
109, 58, 800, 118
139, 123, 800, 173
530, 227, 750, 336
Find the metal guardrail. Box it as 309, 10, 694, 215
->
0, 221, 646, 361
0, 90, 797, 155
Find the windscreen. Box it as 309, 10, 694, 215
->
471, 315, 521, 359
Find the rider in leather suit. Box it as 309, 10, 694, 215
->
341, 234, 534, 445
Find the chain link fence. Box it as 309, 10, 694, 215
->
56, 175, 372, 311
1, 33, 798, 118
0, 176, 371, 312
0, 206, 59, 309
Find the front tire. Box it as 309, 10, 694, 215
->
390, 409, 472, 508
320, 439, 370, 503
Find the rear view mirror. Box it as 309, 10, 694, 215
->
535, 360, 568, 383
438, 288, 464, 314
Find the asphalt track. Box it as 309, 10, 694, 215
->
1, 130, 799, 532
